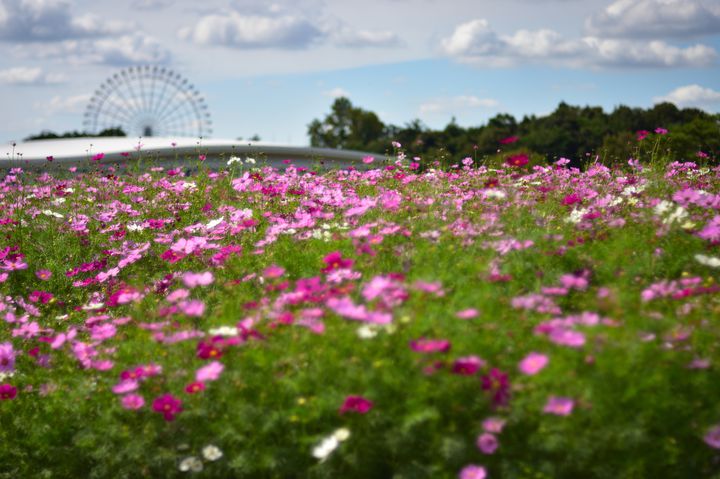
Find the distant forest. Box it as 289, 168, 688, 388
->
24, 128, 126, 141
308, 98, 720, 166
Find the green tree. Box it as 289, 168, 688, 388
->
308, 97, 385, 151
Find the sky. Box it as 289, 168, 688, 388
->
1, 0, 719, 145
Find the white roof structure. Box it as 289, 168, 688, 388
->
1, 137, 381, 169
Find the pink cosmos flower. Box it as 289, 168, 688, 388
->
704, 424, 720, 449
196, 361, 224, 382
152, 394, 183, 421
482, 417, 506, 434
518, 352, 549, 375
636, 130, 650, 141
499, 135, 519, 145
339, 395, 374, 414
0, 384, 17, 400
92, 153, 105, 162
456, 309, 479, 319
121, 393, 145, 410
655, 127, 668, 135
543, 396, 574, 416
362, 156, 375, 164
112, 379, 139, 395
263, 264, 285, 279
410, 338, 451, 353
35, 269, 52, 281
476, 433, 498, 454
0, 342, 15, 372
182, 271, 214, 288
452, 356, 485, 375
179, 300, 205, 317
549, 328, 586, 348
459, 464, 487, 479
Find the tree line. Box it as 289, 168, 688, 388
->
308, 97, 720, 165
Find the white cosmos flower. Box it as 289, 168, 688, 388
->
202, 445, 223, 461
312, 435, 339, 461
654, 200, 673, 216
696, 254, 720, 268
333, 428, 351, 441
227, 156, 243, 165
208, 326, 238, 337
357, 324, 379, 339
205, 217, 224, 230
179, 456, 203, 472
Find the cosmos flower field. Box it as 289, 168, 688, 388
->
2, 139, 720, 478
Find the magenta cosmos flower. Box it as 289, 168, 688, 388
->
481, 368, 510, 407
321, 251, 353, 273
152, 394, 183, 421
0, 384, 17, 400
339, 395, 374, 415
452, 356, 485, 375
410, 338, 451, 353
505, 153, 529, 167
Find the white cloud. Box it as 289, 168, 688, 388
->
178, 11, 323, 49
331, 27, 402, 48
586, 0, 720, 39
324, 87, 350, 98
179, 6, 403, 50
131, 0, 171, 9
39, 93, 91, 113
653, 84, 720, 109
583, 37, 717, 67
16, 33, 172, 65
0, 66, 64, 84
419, 95, 500, 114
441, 18, 717, 68
0, 0, 132, 42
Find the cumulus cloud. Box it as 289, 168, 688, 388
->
0, 66, 64, 84
178, 11, 323, 49
441, 18, 717, 68
0, 0, 131, 42
15, 33, 172, 65
179, 7, 403, 49
586, 0, 720, 39
419, 95, 500, 115
654, 84, 720, 109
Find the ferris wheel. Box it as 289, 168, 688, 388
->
83, 66, 212, 138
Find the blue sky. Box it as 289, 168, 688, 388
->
1, 0, 719, 145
